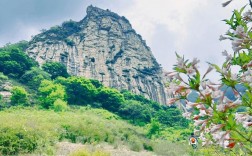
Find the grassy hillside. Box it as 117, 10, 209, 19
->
0, 42, 235, 156
0, 107, 185, 155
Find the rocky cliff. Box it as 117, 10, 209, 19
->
26, 5, 167, 104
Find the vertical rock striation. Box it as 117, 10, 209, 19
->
26, 5, 167, 104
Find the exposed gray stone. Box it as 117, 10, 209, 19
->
26, 5, 167, 104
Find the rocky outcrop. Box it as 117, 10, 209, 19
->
26, 5, 167, 104
0, 80, 12, 102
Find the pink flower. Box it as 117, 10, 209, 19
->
242, 121, 252, 128
199, 109, 207, 117
231, 98, 242, 106
177, 57, 184, 68
182, 112, 191, 119
185, 66, 195, 75
219, 35, 228, 41
234, 26, 246, 38
192, 58, 200, 66
210, 124, 225, 133
235, 113, 248, 123
202, 87, 212, 96
212, 131, 230, 148
243, 10, 252, 21
232, 39, 243, 52
202, 139, 213, 147
167, 98, 178, 105
211, 90, 224, 99
217, 103, 226, 112
230, 73, 238, 81
185, 101, 198, 109
194, 119, 207, 127
222, 50, 232, 62
196, 104, 206, 110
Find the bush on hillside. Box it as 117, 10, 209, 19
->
10, 86, 29, 106
119, 100, 152, 124
0, 47, 37, 77
42, 61, 69, 79
55, 76, 97, 105
38, 80, 66, 109
96, 87, 125, 112
53, 99, 68, 112
0, 127, 38, 155
20, 67, 51, 89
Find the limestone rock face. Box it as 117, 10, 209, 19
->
0, 81, 12, 102
26, 5, 167, 104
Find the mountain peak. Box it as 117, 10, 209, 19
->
86, 5, 120, 18
26, 6, 167, 104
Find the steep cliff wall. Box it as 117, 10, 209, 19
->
26, 5, 167, 104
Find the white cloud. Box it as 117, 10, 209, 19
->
119, 0, 247, 81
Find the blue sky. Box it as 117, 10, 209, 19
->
0, 0, 247, 80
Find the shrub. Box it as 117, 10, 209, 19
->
53, 99, 68, 112
42, 61, 69, 79
56, 76, 97, 105
0, 72, 8, 80
0, 127, 38, 155
38, 80, 66, 108
10, 86, 29, 106
147, 120, 160, 139
119, 100, 151, 124
20, 67, 51, 89
0, 47, 37, 77
96, 87, 125, 112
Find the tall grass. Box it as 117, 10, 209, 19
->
0, 107, 151, 155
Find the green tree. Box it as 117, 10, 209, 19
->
20, 67, 51, 89
55, 76, 97, 105
119, 100, 152, 124
0, 48, 37, 77
156, 108, 189, 127
38, 80, 66, 109
97, 87, 125, 112
53, 99, 68, 112
42, 61, 69, 79
147, 120, 160, 139
10, 86, 29, 106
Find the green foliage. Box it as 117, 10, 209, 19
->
10, 86, 29, 106
121, 90, 189, 127
96, 87, 125, 112
90, 79, 103, 88
32, 20, 81, 43
0, 46, 37, 77
1, 40, 29, 51
64, 38, 75, 46
42, 61, 69, 79
0, 94, 5, 109
147, 120, 160, 138
0, 72, 8, 81
119, 100, 151, 124
0, 127, 38, 155
156, 108, 189, 127
56, 76, 97, 105
53, 99, 68, 112
38, 80, 66, 108
20, 67, 51, 89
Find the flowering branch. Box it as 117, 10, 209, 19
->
166, 2, 252, 154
